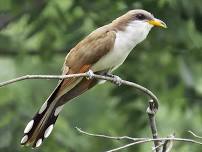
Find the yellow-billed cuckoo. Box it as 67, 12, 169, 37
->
21, 9, 167, 148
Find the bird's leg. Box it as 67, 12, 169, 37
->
86, 69, 94, 79
104, 72, 122, 86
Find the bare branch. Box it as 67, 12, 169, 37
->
75, 127, 202, 152
75, 127, 145, 141
0, 72, 159, 108
105, 137, 202, 152
0, 73, 86, 87
147, 99, 160, 152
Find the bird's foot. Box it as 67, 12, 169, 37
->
105, 73, 122, 86
86, 70, 94, 79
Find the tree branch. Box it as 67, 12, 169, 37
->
105, 137, 202, 152
75, 127, 202, 152
75, 127, 145, 141
147, 99, 160, 152
0, 72, 159, 109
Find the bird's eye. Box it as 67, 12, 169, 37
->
136, 14, 146, 20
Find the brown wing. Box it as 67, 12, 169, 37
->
64, 25, 116, 72
57, 25, 116, 98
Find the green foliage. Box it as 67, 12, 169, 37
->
0, 0, 202, 151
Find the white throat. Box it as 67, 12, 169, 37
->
92, 21, 153, 72
116, 20, 153, 51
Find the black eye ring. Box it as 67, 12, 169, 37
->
136, 14, 146, 20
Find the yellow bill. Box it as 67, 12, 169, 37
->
148, 18, 167, 28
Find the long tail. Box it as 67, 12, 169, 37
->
20, 78, 97, 148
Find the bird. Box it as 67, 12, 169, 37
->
20, 9, 167, 148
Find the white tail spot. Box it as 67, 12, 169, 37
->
36, 138, 42, 147
39, 101, 48, 114
24, 120, 34, 133
21, 135, 28, 144
54, 105, 64, 116
44, 124, 54, 138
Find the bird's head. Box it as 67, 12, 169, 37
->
112, 9, 167, 44
128, 9, 167, 29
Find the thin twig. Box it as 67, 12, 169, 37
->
105, 137, 202, 152
0, 72, 159, 109
75, 127, 202, 152
0, 73, 86, 87
188, 130, 202, 139
75, 127, 145, 141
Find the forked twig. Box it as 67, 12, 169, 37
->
75, 127, 202, 152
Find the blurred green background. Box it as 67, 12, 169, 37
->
0, 0, 202, 152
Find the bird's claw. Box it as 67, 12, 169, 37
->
86, 70, 94, 79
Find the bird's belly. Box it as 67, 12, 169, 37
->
92, 45, 133, 72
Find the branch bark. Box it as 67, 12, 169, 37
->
147, 99, 160, 152
75, 127, 202, 152
0, 72, 159, 109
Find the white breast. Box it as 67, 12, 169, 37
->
92, 21, 153, 72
